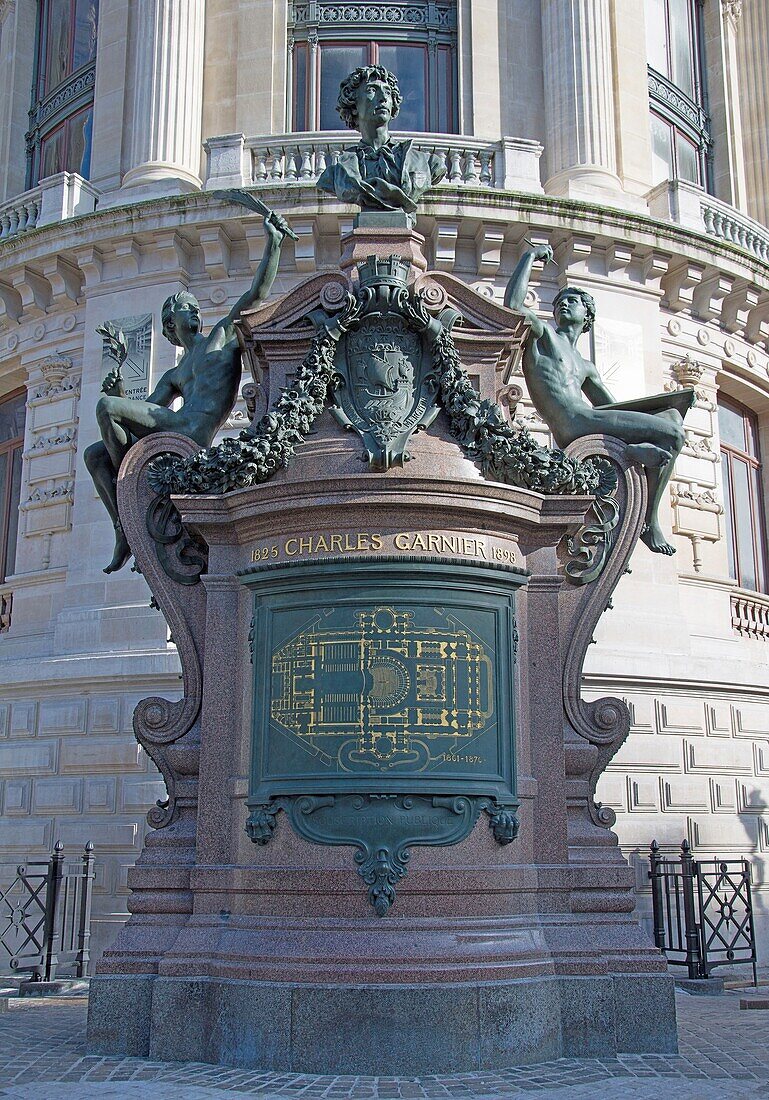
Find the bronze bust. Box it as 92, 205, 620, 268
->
317, 65, 445, 215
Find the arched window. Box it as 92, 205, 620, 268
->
289, 1, 457, 134
26, 0, 99, 187
719, 397, 768, 593
645, 0, 710, 187
0, 391, 25, 585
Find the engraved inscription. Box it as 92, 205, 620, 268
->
250, 530, 521, 566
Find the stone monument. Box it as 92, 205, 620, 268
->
87, 67, 686, 1072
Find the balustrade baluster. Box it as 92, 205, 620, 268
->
479, 150, 493, 186
285, 149, 299, 181
269, 151, 284, 181
463, 150, 480, 185
448, 148, 462, 183
299, 148, 314, 180
253, 149, 268, 182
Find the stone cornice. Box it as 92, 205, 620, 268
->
1, 188, 769, 342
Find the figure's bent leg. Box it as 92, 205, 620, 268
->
95, 395, 180, 471
579, 406, 686, 555
84, 440, 131, 573
625, 443, 671, 468
95, 396, 134, 474
639, 410, 686, 556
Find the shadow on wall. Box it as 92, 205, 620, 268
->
739, 786, 767, 924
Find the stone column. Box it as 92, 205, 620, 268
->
540, 0, 622, 198
0, 0, 37, 203
736, 0, 769, 225
703, 0, 747, 210
121, 0, 206, 194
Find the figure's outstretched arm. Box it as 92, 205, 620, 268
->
504, 247, 552, 338
226, 213, 291, 324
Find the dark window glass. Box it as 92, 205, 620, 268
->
378, 45, 427, 132
719, 398, 768, 593
0, 393, 25, 444
72, 0, 98, 71
4, 450, 22, 580
436, 46, 453, 135
319, 43, 368, 131
293, 43, 308, 133
290, 4, 458, 134
28, 0, 99, 185
645, 0, 708, 188
0, 392, 25, 585
45, 0, 70, 93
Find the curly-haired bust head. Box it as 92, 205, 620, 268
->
336, 65, 403, 130
552, 286, 597, 333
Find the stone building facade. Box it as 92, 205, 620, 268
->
0, 0, 768, 959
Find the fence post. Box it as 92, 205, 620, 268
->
75, 842, 95, 978
42, 841, 64, 981
680, 840, 702, 980
649, 840, 666, 950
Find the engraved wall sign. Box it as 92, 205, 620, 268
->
101, 314, 152, 399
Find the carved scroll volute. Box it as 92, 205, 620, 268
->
560, 435, 648, 828
117, 433, 207, 829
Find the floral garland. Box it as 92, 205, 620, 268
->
147, 327, 339, 496
433, 328, 615, 497
148, 311, 613, 500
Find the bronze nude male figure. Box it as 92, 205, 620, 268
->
317, 65, 445, 215
505, 245, 691, 555
86, 207, 291, 573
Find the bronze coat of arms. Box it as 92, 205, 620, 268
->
330, 256, 442, 470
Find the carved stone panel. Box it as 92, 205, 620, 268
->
101, 315, 152, 399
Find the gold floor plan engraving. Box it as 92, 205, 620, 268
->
270, 606, 493, 771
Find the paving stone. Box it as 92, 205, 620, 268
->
1, 990, 769, 1097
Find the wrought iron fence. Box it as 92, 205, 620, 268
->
0, 841, 94, 982
649, 839, 757, 984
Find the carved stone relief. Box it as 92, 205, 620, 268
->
101, 315, 152, 400
23, 356, 81, 543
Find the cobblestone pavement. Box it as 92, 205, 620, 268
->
1, 989, 768, 1098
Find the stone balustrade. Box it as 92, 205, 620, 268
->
731, 588, 769, 641
0, 188, 41, 242
701, 197, 769, 265
205, 131, 544, 194
647, 179, 769, 267
0, 173, 99, 243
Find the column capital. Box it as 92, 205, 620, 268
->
722, 0, 743, 29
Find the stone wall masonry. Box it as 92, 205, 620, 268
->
0, 685, 174, 967
593, 682, 769, 937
